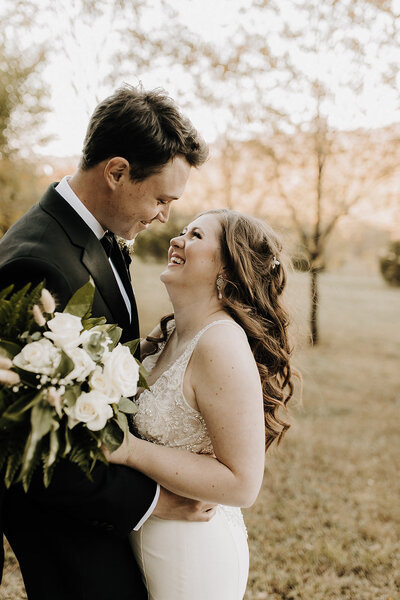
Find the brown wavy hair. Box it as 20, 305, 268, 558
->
146, 209, 296, 451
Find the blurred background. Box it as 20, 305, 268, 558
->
1, 1, 399, 598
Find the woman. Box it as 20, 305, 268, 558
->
107, 209, 295, 599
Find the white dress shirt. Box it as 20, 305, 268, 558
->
55, 176, 160, 530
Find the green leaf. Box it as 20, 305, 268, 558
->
0, 390, 43, 426
123, 338, 140, 356
4, 452, 22, 488
118, 397, 137, 415
55, 350, 74, 379
63, 279, 95, 319
47, 420, 60, 467
20, 400, 53, 488
81, 316, 107, 330
0, 339, 22, 358
62, 385, 81, 408
116, 410, 129, 440
104, 325, 122, 349
0, 284, 14, 300
101, 419, 124, 453
137, 360, 149, 390
13, 365, 43, 389
63, 424, 72, 457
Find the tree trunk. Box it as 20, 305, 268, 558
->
310, 267, 319, 345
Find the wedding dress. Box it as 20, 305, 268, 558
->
130, 319, 249, 600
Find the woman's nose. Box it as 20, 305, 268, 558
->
170, 235, 184, 248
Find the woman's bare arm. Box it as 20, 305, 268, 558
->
108, 325, 266, 507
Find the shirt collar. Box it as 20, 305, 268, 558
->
55, 176, 105, 240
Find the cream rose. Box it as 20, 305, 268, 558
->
64, 347, 96, 382
65, 391, 113, 431
44, 312, 83, 350
13, 338, 61, 375
102, 344, 139, 398
89, 366, 119, 402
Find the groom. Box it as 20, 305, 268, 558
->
0, 85, 210, 600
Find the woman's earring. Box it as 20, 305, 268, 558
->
216, 275, 224, 300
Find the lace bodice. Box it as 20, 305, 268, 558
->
133, 319, 248, 533
133, 319, 245, 454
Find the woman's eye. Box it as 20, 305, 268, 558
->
192, 231, 202, 239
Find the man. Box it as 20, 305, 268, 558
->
0, 85, 212, 600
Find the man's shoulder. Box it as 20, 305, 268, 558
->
0, 202, 64, 263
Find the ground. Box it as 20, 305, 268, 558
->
1, 266, 399, 600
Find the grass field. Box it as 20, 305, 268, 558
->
1, 264, 399, 600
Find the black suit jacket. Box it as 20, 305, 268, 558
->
0, 184, 156, 600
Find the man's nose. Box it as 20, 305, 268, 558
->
157, 204, 171, 224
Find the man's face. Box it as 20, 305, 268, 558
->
104, 156, 191, 240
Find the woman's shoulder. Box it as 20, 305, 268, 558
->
190, 318, 260, 394
193, 318, 253, 369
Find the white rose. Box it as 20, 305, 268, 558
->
44, 312, 83, 350
89, 366, 119, 402
102, 344, 139, 398
65, 391, 113, 431
64, 347, 96, 383
13, 338, 61, 375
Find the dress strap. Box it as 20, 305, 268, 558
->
180, 320, 246, 367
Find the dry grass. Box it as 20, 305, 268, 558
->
1, 264, 399, 600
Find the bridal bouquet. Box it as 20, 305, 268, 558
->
0, 279, 146, 491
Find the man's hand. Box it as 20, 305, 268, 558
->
153, 487, 217, 522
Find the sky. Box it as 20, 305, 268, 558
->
28, 0, 400, 158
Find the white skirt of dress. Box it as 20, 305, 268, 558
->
129, 505, 249, 600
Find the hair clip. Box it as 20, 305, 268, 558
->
272, 256, 280, 270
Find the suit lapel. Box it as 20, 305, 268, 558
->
82, 239, 131, 328
40, 185, 132, 330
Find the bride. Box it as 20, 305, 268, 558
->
107, 208, 295, 599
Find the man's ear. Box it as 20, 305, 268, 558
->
104, 157, 130, 190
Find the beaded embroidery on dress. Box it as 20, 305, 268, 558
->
133, 319, 248, 533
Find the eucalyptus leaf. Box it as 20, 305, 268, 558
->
63, 279, 95, 319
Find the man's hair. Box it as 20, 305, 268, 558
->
80, 84, 208, 181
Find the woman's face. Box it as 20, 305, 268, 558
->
160, 213, 223, 297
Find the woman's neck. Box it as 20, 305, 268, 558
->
170, 294, 225, 344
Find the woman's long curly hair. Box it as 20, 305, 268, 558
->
147, 208, 296, 451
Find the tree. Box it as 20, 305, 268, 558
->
0, 1, 50, 234
191, 0, 400, 343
